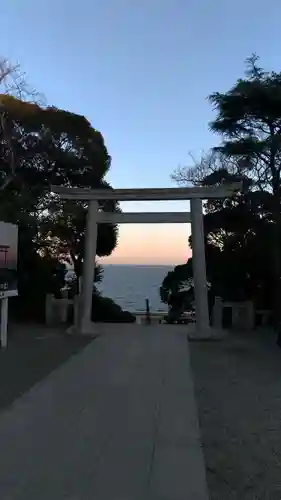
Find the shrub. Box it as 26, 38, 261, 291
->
91, 293, 136, 323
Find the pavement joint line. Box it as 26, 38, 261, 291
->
146, 375, 165, 493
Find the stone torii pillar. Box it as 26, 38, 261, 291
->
190, 198, 209, 333
51, 184, 241, 336
79, 200, 98, 333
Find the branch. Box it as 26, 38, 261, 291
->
0, 57, 44, 104
0, 56, 43, 191
0, 59, 18, 85
0, 106, 16, 189
171, 151, 233, 186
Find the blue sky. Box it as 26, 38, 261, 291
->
1, 0, 281, 263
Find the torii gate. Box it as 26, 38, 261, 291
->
51, 184, 240, 335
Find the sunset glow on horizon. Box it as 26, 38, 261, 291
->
100, 223, 192, 266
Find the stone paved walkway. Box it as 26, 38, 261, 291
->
0, 325, 209, 500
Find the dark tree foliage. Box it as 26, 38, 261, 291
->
168, 55, 281, 336
0, 96, 118, 320
167, 149, 275, 321
209, 56, 281, 327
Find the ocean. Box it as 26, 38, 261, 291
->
97, 265, 173, 312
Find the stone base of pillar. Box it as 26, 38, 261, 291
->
66, 321, 98, 337
187, 325, 228, 341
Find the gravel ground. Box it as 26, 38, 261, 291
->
189, 330, 281, 500
0, 324, 91, 411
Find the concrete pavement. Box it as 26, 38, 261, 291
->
0, 325, 209, 499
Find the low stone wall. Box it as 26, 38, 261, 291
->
212, 297, 255, 330
135, 312, 165, 325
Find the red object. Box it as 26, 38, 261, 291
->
0, 245, 10, 266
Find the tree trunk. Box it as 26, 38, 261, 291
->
271, 195, 281, 346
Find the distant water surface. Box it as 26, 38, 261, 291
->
97, 264, 173, 312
